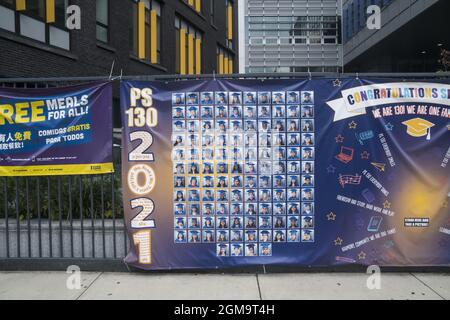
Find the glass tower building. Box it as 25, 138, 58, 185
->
239, 0, 343, 73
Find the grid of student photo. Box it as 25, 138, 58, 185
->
172, 90, 315, 257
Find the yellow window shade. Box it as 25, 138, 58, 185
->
150, 10, 157, 63
16, 0, 26, 11
218, 53, 224, 74
224, 56, 229, 74
138, 1, 146, 59
180, 29, 187, 75
195, 0, 201, 12
228, 59, 233, 74
195, 38, 201, 74
188, 0, 194, 6
46, 0, 55, 23
188, 34, 194, 74
227, 4, 233, 40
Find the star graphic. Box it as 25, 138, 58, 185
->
326, 165, 336, 174
383, 200, 391, 209
348, 121, 358, 129
361, 151, 370, 159
385, 122, 394, 131
335, 134, 345, 143
327, 212, 337, 221
333, 79, 342, 87
334, 237, 343, 246
357, 251, 366, 260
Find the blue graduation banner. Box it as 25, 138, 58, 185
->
0, 82, 114, 176
120, 78, 450, 270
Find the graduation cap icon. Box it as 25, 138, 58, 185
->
289, 216, 298, 221
246, 243, 255, 248
289, 92, 298, 97
402, 118, 435, 140
232, 244, 242, 249
275, 203, 284, 208
260, 230, 270, 235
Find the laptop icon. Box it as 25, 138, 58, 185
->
335, 146, 354, 164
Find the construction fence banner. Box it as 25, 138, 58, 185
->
0, 82, 114, 176
120, 78, 450, 269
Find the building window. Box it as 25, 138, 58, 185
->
175, 16, 202, 75
131, 0, 161, 64
225, 0, 233, 49
0, 0, 70, 50
96, 0, 109, 43
217, 46, 233, 75
210, 0, 214, 25
182, 0, 201, 14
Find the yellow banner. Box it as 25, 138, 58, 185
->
0, 162, 114, 177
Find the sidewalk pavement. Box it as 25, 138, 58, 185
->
0, 272, 448, 300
